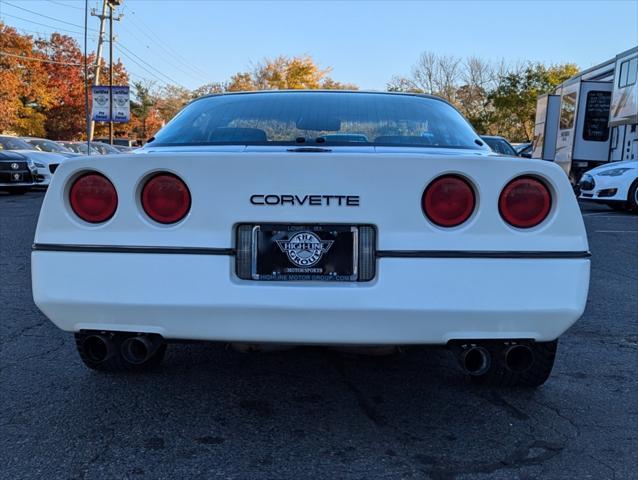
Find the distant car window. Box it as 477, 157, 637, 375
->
61, 142, 89, 154
26, 139, 73, 153
151, 92, 487, 150
0, 136, 35, 151
482, 137, 517, 156
91, 142, 120, 154
583, 91, 611, 142
559, 92, 577, 130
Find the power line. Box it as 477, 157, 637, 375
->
0, 50, 82, 67
49, 0, 85, 11
1, 12, 92, 37
119, 24, 209, 84
115, 46, 173, 86
10, 24, 98, 44
117, 43, 182, 86
126, 8, 209, 79
2, 1, 99, 32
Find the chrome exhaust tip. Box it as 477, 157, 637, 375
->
82, 334, 113, 363
503, 344, 534, 373
121, 335, 162, 365
459, 346, 491, 376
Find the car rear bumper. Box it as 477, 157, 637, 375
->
32, 251, 590, 344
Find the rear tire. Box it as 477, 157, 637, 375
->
470, 340, 558, 388
75, 333, 166, 372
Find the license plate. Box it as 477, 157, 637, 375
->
11, 173, 23, 182
251, 224, 358, 281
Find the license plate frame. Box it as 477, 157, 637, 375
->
250, 224, 359, 281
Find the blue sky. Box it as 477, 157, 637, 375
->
2, 0, 637, 90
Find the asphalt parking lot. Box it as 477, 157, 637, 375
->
1, 191, 637, 480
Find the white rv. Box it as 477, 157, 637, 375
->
533, 46, 637, 183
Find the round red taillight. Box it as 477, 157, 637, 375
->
141, 173, 191, 224
422, 175, 475, 227
69, 172, 117, 223
499, 177, 551, 228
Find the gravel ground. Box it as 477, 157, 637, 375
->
1, 191, 637, 480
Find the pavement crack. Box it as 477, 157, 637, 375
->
330, 357, 387, 427
531, 398, 581, 437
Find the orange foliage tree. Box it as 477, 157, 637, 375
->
0, 22, 52, 136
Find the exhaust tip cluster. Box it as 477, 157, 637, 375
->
455, 341, 535, 376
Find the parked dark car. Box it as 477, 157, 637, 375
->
0, 151, 40, 195
481, 136, 519, 156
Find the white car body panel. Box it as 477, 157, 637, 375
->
579, 160, 638, 202
32, 150, 590, 345
10, 150, 66, 186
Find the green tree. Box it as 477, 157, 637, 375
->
489, 63, 578, 141
130, 80, 159, 140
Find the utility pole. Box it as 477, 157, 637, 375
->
109, 4, 114, 145
89, 0, 122, 144
88, 0, 108, 142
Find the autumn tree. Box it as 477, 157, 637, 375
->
191, 82, 224, 98
225, 55, 357, 91
0, 22, 51, 136
155, 84, 191, 122
35, 33, 86, 139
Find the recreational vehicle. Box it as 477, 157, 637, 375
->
533, 46, 637, 184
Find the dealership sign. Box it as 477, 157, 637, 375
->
91, 86, 130, 122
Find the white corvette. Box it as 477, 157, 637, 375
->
32, 91, 590, 387
578, 160, 638, 212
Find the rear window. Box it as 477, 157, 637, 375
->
150, 92, 485, 150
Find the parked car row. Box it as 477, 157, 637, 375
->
0, 134, 133, 195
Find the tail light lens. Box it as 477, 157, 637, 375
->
69, 172, 117, 223
141, 173, 191, 224
499, 176, 551, 228
422, 175, 475, 227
